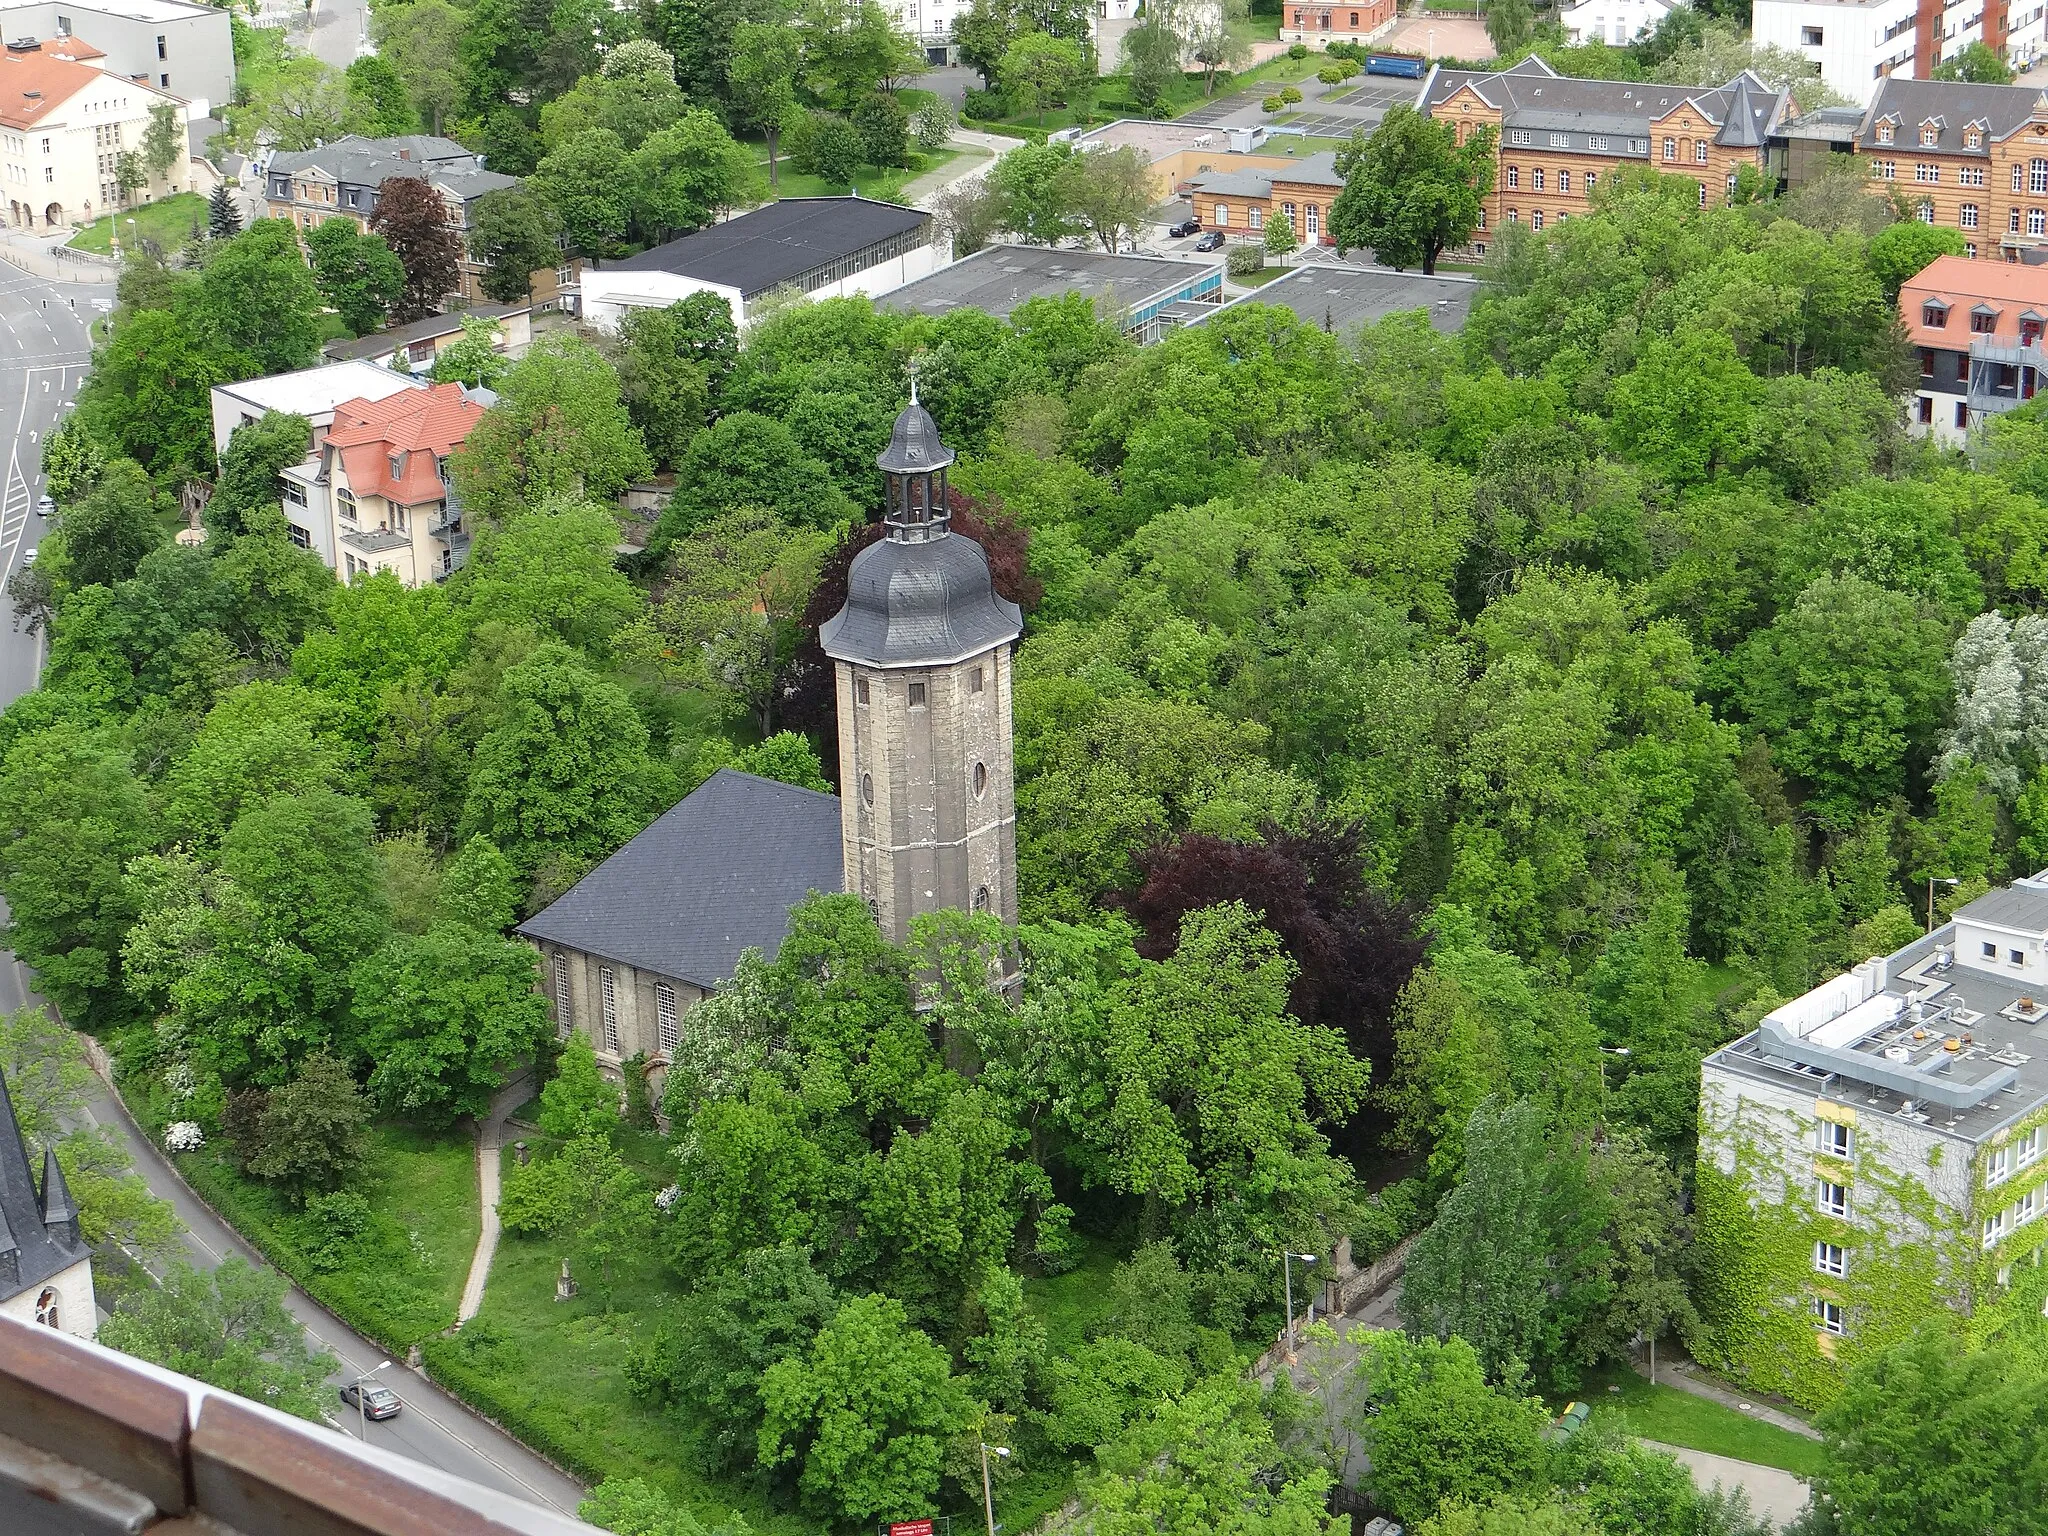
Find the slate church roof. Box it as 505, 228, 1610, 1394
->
0, 1062, 88, 1305
516, 769, 845, 988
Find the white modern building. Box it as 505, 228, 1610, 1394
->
579, 196, 940, 333
0, 0, 230, 114
1753, 0, 1918, 105
1557, 0, 1677, 46
1696, 877, 2048, 1404
0, 34, 189, 229
886, 0, 962, 62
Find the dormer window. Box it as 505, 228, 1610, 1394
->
389, 452, 405, 480
1973, 304, 2001, 334
1920, 122, 1940, 146
1923, 300, 1949, 328
1877, 120, 1896, 145
1965, 124, 1984, 148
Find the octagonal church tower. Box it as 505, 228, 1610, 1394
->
819, 392, 1023, 944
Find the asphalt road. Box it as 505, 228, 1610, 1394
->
0, 255, 590, 1519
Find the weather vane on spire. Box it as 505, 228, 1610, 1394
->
906, 352, 922, 404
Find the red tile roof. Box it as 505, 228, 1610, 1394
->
1901, 254, 2048, 349
324, 382, 483, 507
0, 45, 103, 128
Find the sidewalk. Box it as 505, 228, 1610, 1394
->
899, 128, 1008, 208
0, 229, 117, 284
1637, 1357, 1821, 1441
456, 1070, 534, 1326
1642, 1441, 1810, 1530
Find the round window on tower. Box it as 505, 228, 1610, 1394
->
861, 772, 874, 807
972, 761, 988, 797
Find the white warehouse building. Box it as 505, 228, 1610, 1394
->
578, 197, 939, 334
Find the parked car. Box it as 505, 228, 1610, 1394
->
340, 1382, 403, 1421
1168, 219, 1201, 239
1193, 231, 1226, 252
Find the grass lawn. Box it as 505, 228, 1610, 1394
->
420, 1147, 810, 1533
1228, 264, 1294, 286
745, 145, 964, 206
1573, 1366, 1826, 1479
168, 1117, 479, 1349
68, 192, 207, 255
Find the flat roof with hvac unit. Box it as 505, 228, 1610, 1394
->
1201, 263, 1478, 335
1706, 875, 2048, 1142
881, 243, 1224, 337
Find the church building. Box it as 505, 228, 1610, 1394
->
517, 395, 1023, 1074
0, 1064, 94, 1341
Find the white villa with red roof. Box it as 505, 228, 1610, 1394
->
0, 33, 187, 230
309, 382, 485, 587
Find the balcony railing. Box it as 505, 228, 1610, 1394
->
0, 1314, 596, 1535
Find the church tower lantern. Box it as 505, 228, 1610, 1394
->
819, 388, 1023, 944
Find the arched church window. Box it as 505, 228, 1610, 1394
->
972, 762, 988, 797
973, 886, 991, 913
35, 1287, 58, 1329
861, 773, 874, 806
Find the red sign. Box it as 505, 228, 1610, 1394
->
889, 1524, 934, 1536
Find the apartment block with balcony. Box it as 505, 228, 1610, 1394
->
1903, 252, 2048, 442
1696, 877, 2048, 1405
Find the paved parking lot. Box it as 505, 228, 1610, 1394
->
1326, 78, 1424, 109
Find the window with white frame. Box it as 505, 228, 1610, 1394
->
1663, 137, 1675, 160
1814, 1241, 1846, 1276
2020, 1127, 2044, 1168
552, 951, 572, 1035
2018, 1187, 2040, 1225
2032, 207, 2046, 236
1961, 164, 1986, 186
1249, 205, 1262, 230
2033, 157, 2048, 194
600, 965, 620, 1053
1814, 1298, 1845, 1335
1695, 140, 1709, 164
1819, 1121, 1852, 1159
1533, 209, 1545, 230
1917, 162, 1941, 182
1507, 165, 1519, 188
1549, 132, 1568, 148
1964, 203, 1981, 228
1919, 200, 1936, 223
1873, 160, 1897, 180
1921, 123, 1939, 147
1510, 129, 1531, 146
1533, 168, 1546, 190
1987, 1207, 2012, 1247
1990, 1145, 2014, 1184
656, 982, 679, 1055
1818, 1180, 1849, 1217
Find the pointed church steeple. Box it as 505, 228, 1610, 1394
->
0, 1063, 93, 1325
39, 1145, 76, 1246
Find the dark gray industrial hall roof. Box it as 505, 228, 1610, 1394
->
0, 1063, 88, 1304
516, 769, 844, 987
821, 531, 1025, 667
601, 197, 931, 297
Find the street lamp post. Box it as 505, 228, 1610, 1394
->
1927, 875, 1960, 934
1281, 1250, 1317, 1361
351, 1359, 390, 1440
1596, 1045, 1630, 1130
979, 1440, 1009, 1536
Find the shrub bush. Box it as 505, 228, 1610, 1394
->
1263, 94, 1285, 111
1226, 243, 1265, 276
1288, 41, 1309, 57
1280, 84, 1304, 103
1317, 65, 1346, 84
962, 86, 1012, 121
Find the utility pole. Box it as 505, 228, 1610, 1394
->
1927, 875, 1959, 933
1281, 1250, 1317, 1361
351, 1359, 390, 1440
979, 1439, 1008, 1536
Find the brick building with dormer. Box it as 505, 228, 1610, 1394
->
1854, 76, 2048, 260
1419, 57, 1793, 251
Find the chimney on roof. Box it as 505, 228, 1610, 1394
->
398, 147, 411, 160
